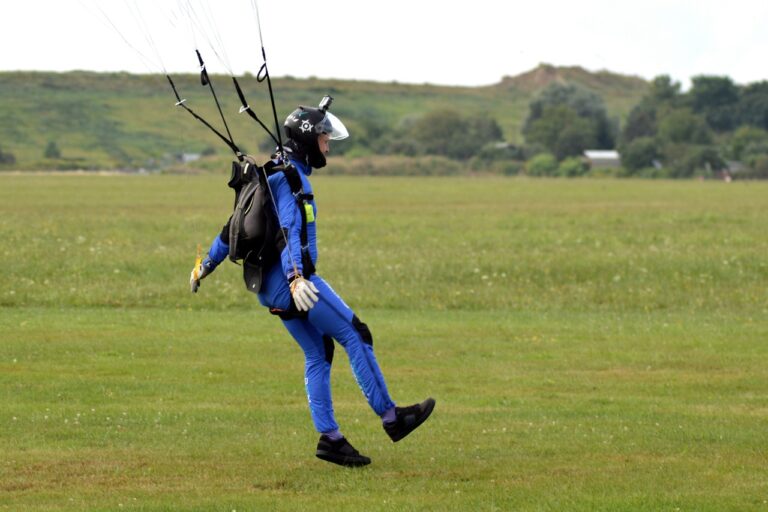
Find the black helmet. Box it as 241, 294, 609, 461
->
283, 106, 349, 147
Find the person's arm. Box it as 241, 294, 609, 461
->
272, 174, 304, 280
272, 173, 319, 310
208, 219, 231, 266
190, 218, 231, 293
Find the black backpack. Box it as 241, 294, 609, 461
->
226, 159, 278, 293
226, 158, 314, 293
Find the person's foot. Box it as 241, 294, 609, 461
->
315, 435, 371, 467
383, 397, 436, 442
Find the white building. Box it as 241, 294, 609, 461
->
583, 150, 621, 169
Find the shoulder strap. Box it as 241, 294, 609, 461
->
281, 164, 303, 195
276, 164, 315, 277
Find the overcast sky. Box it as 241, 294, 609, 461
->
2, 0, 767, 88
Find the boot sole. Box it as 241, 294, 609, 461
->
316, 451, 371, 467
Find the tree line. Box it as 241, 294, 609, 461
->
618, 76, 768, 178
327, 74, 768, 179
3, 71, 767, 177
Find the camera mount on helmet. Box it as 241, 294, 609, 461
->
319, 95, 333, 112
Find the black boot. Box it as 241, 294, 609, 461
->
315, 435, 371, 467
383, 397, 436, 442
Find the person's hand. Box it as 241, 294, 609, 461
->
290, 276, 319, 311
190, 258, 214, 293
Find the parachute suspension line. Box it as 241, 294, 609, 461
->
227, 0, 281, 146
232, 77, 279, 146
251, 0, 266, 49
123, 0, 167, 73
181, 0, 233, 75
173, 0, 278, 146
80, 0, 163, 73
174, 0, 198, 50
83, 1, 242, 159
250, 0, 286, 159
166, 75, 242, 159
195, 49, 241, 161
199, 0, 233, 74
249, 0, 300, 280
172, 0, 242, 160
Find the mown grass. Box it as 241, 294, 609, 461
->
1, 175, 767, 511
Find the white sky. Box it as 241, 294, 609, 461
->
1, 0, 767, 87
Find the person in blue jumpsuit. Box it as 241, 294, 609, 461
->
190, 100, 435, 467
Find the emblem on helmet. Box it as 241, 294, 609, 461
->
300, 121, 314, 133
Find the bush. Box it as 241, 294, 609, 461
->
739, 155, 768, 179
0, 145, 16, 165
660, 144, 725, 178
657, 110, 712, 145
468, 158, 524, 176
557, 156, 589, 177
621, 136, 659, 173
636, 166, 671, 179
526, 153, 558, 176
524, 105, 600, 160
324, 155, 463, 176
344, 145, 375, 158
407, 109, 504, 160
44, 141, 62, 159
475, 143, 526, 162
587, 166, 622, 178
498, 161, 524, 176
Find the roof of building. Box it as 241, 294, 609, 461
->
584, 150, 620, 160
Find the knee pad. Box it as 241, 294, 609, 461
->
322, 335, 335, 364
351, 315, 373, 346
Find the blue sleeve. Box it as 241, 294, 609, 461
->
271, 174, 303, 280
206, 233, 229, 267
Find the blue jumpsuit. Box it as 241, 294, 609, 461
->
206, 159, 395, 435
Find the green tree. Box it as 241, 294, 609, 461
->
737, 81, 768, 130
525, 104, 598, 160
648, 75, 682, 103
727, 126, 768, 161
44, 140, 62, 159
621, 103, 657, 144
408, 109, 503, 160
743, 155, 768, 178
525, 153, 558, 176
689, 75, 739, 131
657, 109, 712, 145
524, 83, 615, 150
557, 156, 588, 177
0, 145, 16, 165
410, 109, 470, 158
662, 144, 725, 178
621, 75, 682, 146
621, 137, 659, 173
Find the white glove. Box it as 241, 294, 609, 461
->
190, 259, 214, 293
290, 276, 319, 311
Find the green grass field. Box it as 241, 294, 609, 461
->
1, 174, 767, 511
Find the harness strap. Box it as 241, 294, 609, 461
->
269, 306, 308, 321
282, 164, 315, 277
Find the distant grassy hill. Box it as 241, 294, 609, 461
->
0, 65, 648, 170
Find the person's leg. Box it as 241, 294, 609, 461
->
282, 317, 371, 466
260, 267, 371, 465
305, 275, 396, 416
281, 317, 338, 436
306, 274, 436, 443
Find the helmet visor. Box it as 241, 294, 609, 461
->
319, 112, 349, 140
